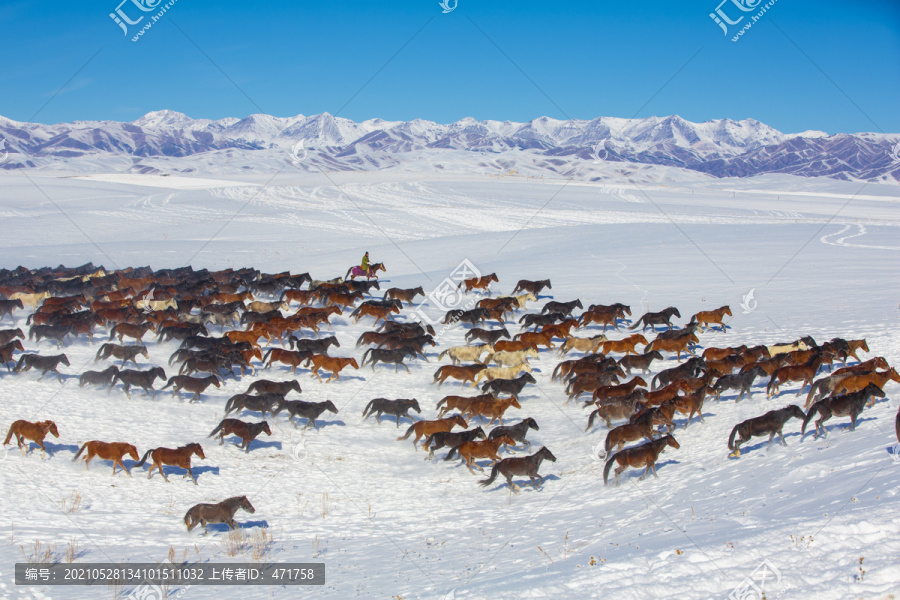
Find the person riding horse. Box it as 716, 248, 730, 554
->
361, 252, 370, 272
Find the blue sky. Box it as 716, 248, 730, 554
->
1, 0, 897, 134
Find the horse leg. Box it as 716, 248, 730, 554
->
777, 430, 787, 446
188, 467, 197, 485
766, 432, 775, 449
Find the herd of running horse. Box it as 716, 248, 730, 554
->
0, 263, 898, 530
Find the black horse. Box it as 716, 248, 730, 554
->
224, 393, 285, 417
481, 372, 537, 399
465, 327, 510, 346
629, 307, 681, 332
801, 383, 885, 440
427, 427, 487, 460
79, 366, 120, 388
487, 417, 540, 449
541, 299, 582, 316
290, 335, 340, 354
275, 400, 339, 429
14, 353, 70, 382
361, 398, 421, 426
94, 343, 149, 367
479, 446, 556, 493
361, 347, 423, 373
728, 405, 806, 457
111, 367, 167, 398
245, 379, 302, 396
712, 365, 768, 401
512, 279, 551, 295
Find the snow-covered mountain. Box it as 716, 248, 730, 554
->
1, 110, 897, 183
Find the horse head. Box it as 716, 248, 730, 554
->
44, 421, 60, 437
325, 401, 339, 414
190, 443, 206, 459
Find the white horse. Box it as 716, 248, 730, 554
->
485, 348, 539, 367
438, 344, 493, 365
473, 363, 534, 385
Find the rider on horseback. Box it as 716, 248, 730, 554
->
361, 251, 370, 272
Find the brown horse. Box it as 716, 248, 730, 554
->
463, 396, 522, 426
262, 348, 311, 374
185, 496, 255, 533
350, 303, 399, 324
135, 443, 206, 484
585, 391, 648, 432
3, 420, 59, 457
436, 393, 495, 418
646, 334, 698, 361
479, 446, 556, 493
433, 364, 486, 387
383, 287, 425, 307
832, 357, 889, 376
767, 355, 825, 397
587, 377, 648, 405
644, 380, 693, 407
457, 435, 517, 474
459, 273, 498, 295
689, 306, 732, 331
72, 441, 139, 475
209, 419, 272, 452
843, 339, 869, 362
604, 420, 656, 454
600, 334, 649, 356
0, 339, 24, 372
666, 385, 708, 428
512, 331, 556, 350
492, 340, 538, 353
305, 355, 359, 382
109, 322, 153, 345
397, 415, 467, 449
830, 368, 899, 400
702, 345, 748, 361
603, 435, 679, 485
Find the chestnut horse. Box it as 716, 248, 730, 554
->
689, 306, 732, 331
72, 441, 139, 475
463, 396, 522, 426
459, 273, 498, 295
3, 420, 59, 457
603, 435, 679, 485
457, 435, 517, 474
397, 415, 467, 449
600, 334, 649, 356
135, 443, 206, 484
433, 364, 486, 387
305, 355, 359, 382
830, 368, 899, 400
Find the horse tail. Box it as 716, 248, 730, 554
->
432, 366, 444, 383
397, 424, 416, 441
160, 377, 175, 391
727, 424, 741, 451
644, 340, 656, 353
650, 373, 661, 391
586, 410, 599, 433
184, 508, 196, 530
109, 324, 118, 340
478, 462, 501, 487
345, 267, 354, 280
805, 380, 824, 407
72, 442, 89, 461
435, 397, 448, 409
361, 348, 373, 366
895, 409, 899, 444
445, 445, 460, 461
356, 333, 368, 348
349, 306, 361, 319
25, 313, 33, 325
603, 455, 616, 485
627, 317, 643, 331
135, 449, 153, 467
361, 399, 375, 418
604, 431, 615, 454
800, 404, 820, 437
261, 348, 274, 367
551, 362, 563, 381
208, 420, 224, 438
437, 349, 450, 362
13, 355, 27, 373
3, 423, 17, 446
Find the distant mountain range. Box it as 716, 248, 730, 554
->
1, 110, 897, 183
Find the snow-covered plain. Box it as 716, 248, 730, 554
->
0, 166, 899, 600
